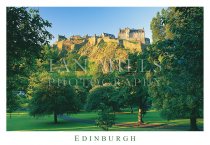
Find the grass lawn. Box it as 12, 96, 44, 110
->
7, 110, 203, 131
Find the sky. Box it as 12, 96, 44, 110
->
37, 7, 164, 44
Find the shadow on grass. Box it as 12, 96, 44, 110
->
7, 111, 203, 131
115, 122, 203, 131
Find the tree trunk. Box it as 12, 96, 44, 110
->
190, 107, 198, 131
54, 112, 58, 124
130, 106, 133, 114
190, 117, 198, 131
138, 108, 144, 126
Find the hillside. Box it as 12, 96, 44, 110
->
53, 35, 148, 73
54, 35, 145, 57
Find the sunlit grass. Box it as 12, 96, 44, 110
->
7, 110, 203, 131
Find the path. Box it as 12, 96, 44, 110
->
58, 114, 183, 130
58, 114, 96, 124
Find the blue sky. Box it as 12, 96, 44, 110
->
37, 7, 164, 43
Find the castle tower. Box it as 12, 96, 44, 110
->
125, 27, 130, 39
91, 34, 97, 45
140, 29, 145, 44
118, 27, 146, 42
57, 35, 67, 41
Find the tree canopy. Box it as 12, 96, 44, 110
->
7, 7, 52, 114
148, 7, 203, 130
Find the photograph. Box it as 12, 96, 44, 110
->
6, 7, 203, 132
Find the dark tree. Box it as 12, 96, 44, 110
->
29, 72, 80, 123
149, 7, 203, 130
117, 52, 152, 125
7, 7, 52, 114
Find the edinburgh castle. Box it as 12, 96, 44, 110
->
54, 28, 150, 58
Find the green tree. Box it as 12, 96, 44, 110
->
86, 84, 120, 130
96, 104, 115, 131
118, 53, 152, 125
86, 84, 120, 112
28, 72, 80, 123
28, 45, 82, 124
7, 91, 21, 118
148, 7, 203, 130
150, 8, 174, 43
7, 7, 52, 114
74, 86, 88, 109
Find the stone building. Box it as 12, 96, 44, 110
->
118, 27, 146, 43
101, 32, 115, 39
57, 35, 67, 41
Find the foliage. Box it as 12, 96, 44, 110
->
96, 105, 115, 131
7, 7, 52, 79
86, 84, 121, 112
74, 86, 88, 109
28, 72, 80, 123
150, 8, 174, 43
7, 7, 52, 114
27, 43, 87, 123
86, 84, 120, 130
7, 92, 21, 118
148, 7, 203, 130
116, 52, 152, 123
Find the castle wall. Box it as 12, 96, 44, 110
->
118, 28, 146, 44
140, 32, 145, 44
57, 40, 64, 50
89, 36, 97, 46
102, 37, 118, 43
118, 33, 127, 40
129, 32, 141, 41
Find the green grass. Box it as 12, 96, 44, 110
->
7, 110, 203, 131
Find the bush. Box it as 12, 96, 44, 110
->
96, 105, 115, 131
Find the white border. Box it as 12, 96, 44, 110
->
0, 1, 209, 145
